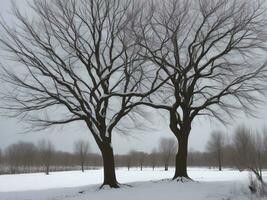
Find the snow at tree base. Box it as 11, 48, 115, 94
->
0, 168, 266, 200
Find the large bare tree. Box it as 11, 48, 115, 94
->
0, 0, 166, 188
131, 0, 267, 180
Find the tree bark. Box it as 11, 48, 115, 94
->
100, 143, 119, 188
169, 109, 191, 180
173, 134, 190, 180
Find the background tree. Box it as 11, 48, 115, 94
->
159, 138, 176, 171
206, 130, 225, 171
129, 151, 146, 171
263, 128, 267, 156
0, 0, 165, 188
5, 141, 37, 173
5, 144, 20, 174
232, 125, 265, 183
39, 140, 54, 175
138, 152, 146, 171
125, 153, 132, 171
131, 0, 267, 180
74, 140, 90, 172
0, 148, 2, 174
149, 148, 158, 170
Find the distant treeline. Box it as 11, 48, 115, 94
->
1, 127, 266, 175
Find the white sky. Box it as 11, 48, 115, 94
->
0, 0, 267, 154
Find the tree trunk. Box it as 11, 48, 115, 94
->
46, 165, 49, 175
218, 157, 222, 171
173, 135, 190, 180
82, 161, 84, 172
100, 143, 119, 188
165, 163, 168, 171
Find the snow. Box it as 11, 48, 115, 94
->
0, 167, 266, 200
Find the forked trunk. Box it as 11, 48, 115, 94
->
100, 143, 119, 188
169, 110, 191, 180
173, 135, 190, 180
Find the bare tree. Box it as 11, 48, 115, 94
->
125, 153, 132, 171
38, 140, 54, 175
5, 144, 20, 174
149, 148, 158, 170
131, 0, 267, 180
206, 130, 225, 171
5, 141, 37, 173
159, 138, 176, 171
74, 140, 90, 172
129, 150, 146, 171
138, 152, 146, 171
0, 148, 2, 174
233, 125, 265, 183
263, 127, 267, 152
0, 0, 166, 188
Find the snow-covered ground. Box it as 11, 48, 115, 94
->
0, 167, 266, 200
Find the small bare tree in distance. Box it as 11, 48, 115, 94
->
131, 0, 267, 180
136, 151, 146, 171
206, 130, 225, 171
39, 140, 54, 175
150, 148, 158, 171
126, 153, 132, 171
159, 138, 177, 171
0, 148, 2, 174
5, 141, 37, 173
263, 127, 267, 156
74, 140, 90, 172
233, 125, 265, 183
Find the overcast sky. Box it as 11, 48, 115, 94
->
0, 0, 267, 155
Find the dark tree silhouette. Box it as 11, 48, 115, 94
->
131, 0, 267, 180
0, 0, 166, 188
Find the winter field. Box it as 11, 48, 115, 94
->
0, 167, 266, 200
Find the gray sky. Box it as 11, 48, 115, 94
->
0, 0, 267, 155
